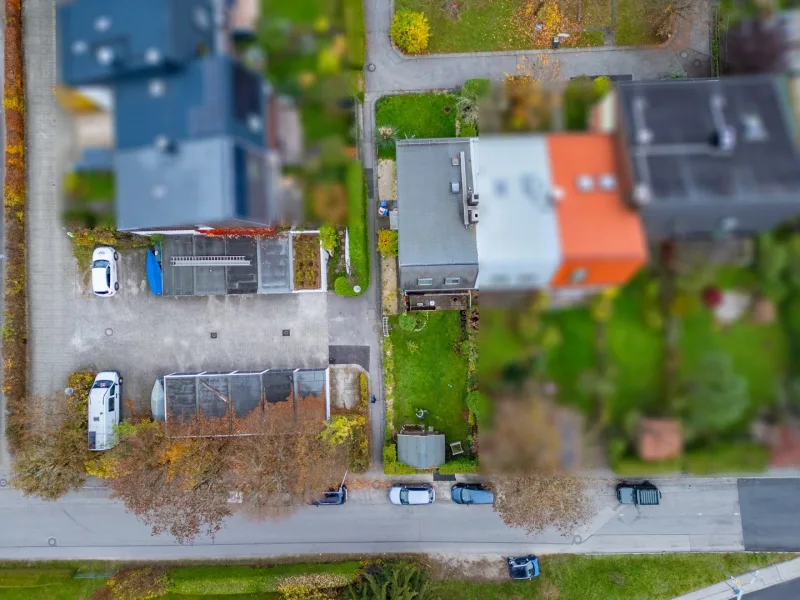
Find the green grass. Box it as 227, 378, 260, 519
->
0, 568, 104, 600
389, 312, 470, 447
478, 307, 531, 382
541, 307, 597, 415
679, 309, 788, 428
65, 171, 114, 201
606, 274, 666, 424
561, 29, 606, 48
437, 457, 479, 474
375, 93, 458, 159
612, 442, 770, 475
614, 0, 671, 46
394, 0, 527, 53
263, 0, 337, 25
433, 553, 795, 600
582, 0, 613, 27
337, 161, 369, 296
343, 0, 366, 68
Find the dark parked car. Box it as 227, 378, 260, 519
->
616, 481, 661, 505
451, 484, 495, 505
507, 555, 540, 580
311, 485, 348, 506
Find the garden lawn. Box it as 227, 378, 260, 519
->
541, 307, 596, 415
375, 93, 457, 159
581, 0, 613, 27
612, 442, 770, 475
478, 307, 531, 382
389, 312, 470, 446
433, 553, 795, 600
614, 0, 672, 46
678, 309, 788, 429
606, 273, 665, 424
0, 568, 104, 600
394, 0, 527, 53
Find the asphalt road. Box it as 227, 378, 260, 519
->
738, 478, 800, 551
0, 478, 745, 560
746, 580, 800, 600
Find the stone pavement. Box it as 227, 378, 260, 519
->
672, 557, 800, 600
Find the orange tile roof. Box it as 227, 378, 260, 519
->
547, 133, 647, 263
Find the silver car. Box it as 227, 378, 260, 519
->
91, 246, 119, 296
389, 484, 435, 505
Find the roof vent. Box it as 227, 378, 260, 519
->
742, 114, 767, 142
576, 175, 594, 192
72, 40, 88, 55
94, 16, 112, 32
451, 156, 460, 167
468, 209, 479, 224
548, 187, 565, 203
247, 114, 263, 133
154, 135, 176, 153
632, 183, 651, 206
637, 128, 654, 145
711, 125, 737, 152
96, 46, 116, 66
451, 182, 461, 194
599, 174, 617, 191
145, 47, 162, 65
467, 192, 479, 207
148, 79, 166, 98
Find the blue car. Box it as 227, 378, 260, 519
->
451, 484, 495, 505
507, 555, 540, 580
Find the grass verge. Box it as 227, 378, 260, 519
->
336, 161, 369, 296
612, 442, 770, 476
434, 553, 795, 600
614, 0, 672, 46
3, 0, 28, 453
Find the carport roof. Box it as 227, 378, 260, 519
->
164, 368, 329, 436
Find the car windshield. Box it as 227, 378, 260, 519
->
92, 259, 109, 269
461, 489, 472, 502
399, 489, 409, 504
92, 380, 113, 389
512, 564, 532, 577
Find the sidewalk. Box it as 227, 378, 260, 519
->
673, 557, 800, 600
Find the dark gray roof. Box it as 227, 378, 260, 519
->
396, 139, 479, 270
115, 137, 271, 231
164, 368, 328, 436
160, 234, 292, 296
616, 75, 800, 207
397, 432, 446, 469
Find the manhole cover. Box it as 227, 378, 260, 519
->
105, 328, 113, 337
680, 51, 688, 59
373, 325, 380, 333
572, 535, 582, 544
693, 59, 701, 66
367, 63, 376, 72
47, 537, 57, 547
210, 332, 217, 339
0, 478, 7, 487
282, 329, 290, 337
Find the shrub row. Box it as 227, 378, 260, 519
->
3, 0, 28, 452
383, 442, 419, 475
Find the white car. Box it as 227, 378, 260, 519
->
389, 484, 435, 505
91, 246, 119, 296
88, 371, 122, 451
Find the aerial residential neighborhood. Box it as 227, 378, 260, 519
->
3, 0, 800, 598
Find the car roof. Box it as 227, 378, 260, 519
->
91, 266, 111, 291
407, 489, 430, 503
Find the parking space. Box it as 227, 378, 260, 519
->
31, 247, 330, 415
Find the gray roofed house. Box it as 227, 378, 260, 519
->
614, 75, 800, 240
396, 138, 479, 293
397, 429, 446, 469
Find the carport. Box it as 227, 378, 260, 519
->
163, 368, 329, 436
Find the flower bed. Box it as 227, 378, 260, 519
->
292, 233, 322, 290
3, 0, 28, 452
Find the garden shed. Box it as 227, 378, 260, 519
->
397, 426, 446, 469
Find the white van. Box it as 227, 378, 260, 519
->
88, 371, 121, 451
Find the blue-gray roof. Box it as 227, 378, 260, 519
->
58, 0, 216, 86
397, 433, 446, 469
115, 137, 272, 231
113, 54, 267, 151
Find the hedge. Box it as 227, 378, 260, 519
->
383, 443, 419, 475
437, 457, 480, 475
3, 0, 28, 452
611, 442, 769, 476
343, 0, 366, 69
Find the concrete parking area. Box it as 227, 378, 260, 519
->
33, 247, 330, 414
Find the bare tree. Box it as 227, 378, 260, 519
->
722, 17, 788, 75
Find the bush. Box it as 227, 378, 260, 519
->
319, 222, 338, 252
383, 443, 418, 475
390, 11, 430, 54
377, 230, 398, 256
335, 275, 359, 296
466, 390, 492, 429
461, 78, 491, 100
107, 568, 168, 600
398, 312, 426, 332
593, 75, 613, 97
459, 121, 477, 137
